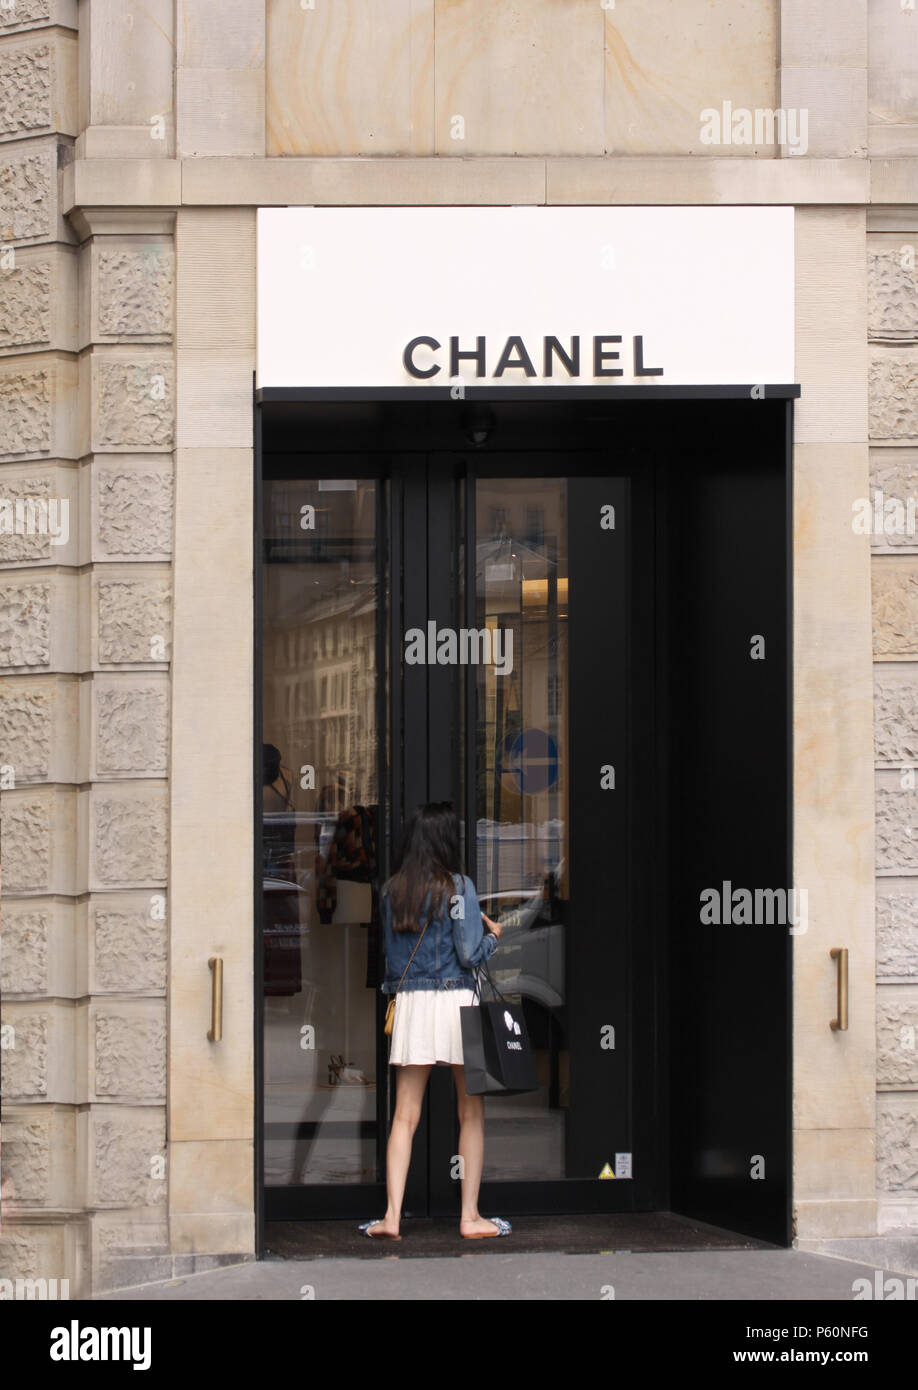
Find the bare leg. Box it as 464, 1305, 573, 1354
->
366, 1063, 431, 1237
452, 1064, 502, 1236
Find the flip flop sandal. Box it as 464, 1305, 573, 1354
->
358, 1220, 402, 1240
461, 1217, 512, 1239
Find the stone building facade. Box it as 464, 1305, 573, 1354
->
0, 0, 916, 1295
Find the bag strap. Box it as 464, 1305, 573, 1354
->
473, 948, 508, 1005
391, 873, 476, 999
392, 872, 460, 996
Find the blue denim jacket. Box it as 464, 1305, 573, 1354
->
381, 873, 498, 993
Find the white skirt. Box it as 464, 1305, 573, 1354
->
389, 988, 479, 1066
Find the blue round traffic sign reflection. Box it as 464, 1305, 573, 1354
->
499, 728, 559, 795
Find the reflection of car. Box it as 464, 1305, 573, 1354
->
479, 882, 564, 1010
263, 875, 310, 897
262, 810, 336, 887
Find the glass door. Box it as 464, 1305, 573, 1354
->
424, 459, 644, 1213
260, 451, 655, 1220
471, 476, 572, 1184
261, 468, 388, 1216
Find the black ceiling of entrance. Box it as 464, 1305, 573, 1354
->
258, 393, 794, 458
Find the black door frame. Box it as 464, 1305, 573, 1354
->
254, 383, 799, 1253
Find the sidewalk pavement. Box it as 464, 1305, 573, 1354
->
96, 1239, 918, 1301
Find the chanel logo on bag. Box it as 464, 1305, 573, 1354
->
503, 1010, 523, 1049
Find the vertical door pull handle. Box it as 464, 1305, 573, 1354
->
830, 948, 848, 1032
208, 956, 223, 1042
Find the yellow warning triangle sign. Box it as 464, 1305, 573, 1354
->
598, 1162, 615, 1179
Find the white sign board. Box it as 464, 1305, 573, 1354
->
257, 206, 794, 389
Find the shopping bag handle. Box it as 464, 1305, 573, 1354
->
473, 950, 510, 1006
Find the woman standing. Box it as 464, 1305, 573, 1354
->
359, 802, 510, 1240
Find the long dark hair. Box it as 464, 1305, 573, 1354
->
384, 802, 462, 933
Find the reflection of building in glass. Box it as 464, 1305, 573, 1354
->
262, 481, 378, 810
264, 587, 377, 808
476, 481, 569, 901
261, 480, 380, 1191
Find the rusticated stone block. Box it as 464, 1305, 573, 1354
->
877, 1098, 918, 1190
870, 354, 918, 439
0, 469, 75, 569
0, 0, 50, 24
0, 43, 51, 139
94, 685, 168, 775
93, 1006, 166, 1100
1, 247, 76, 359
96, 467, 173, 557
94, 360, 174, 450
0, 0, 63, 32
0, 143, 53, 241
0, 675, 76, 782
877, 990, 918, 1086
0, 366, 51, 455
0, 260, 50, 350
0, 796, 50, 890
0, 580, 50, 667
0, 908, 49, 993
876, 785, 918, 872
1, 354, 76, 459
91, 905, 167, 993
91, 785, 167, 886
869, 452, 918, 550
0, 1011, 48, 1097
97, 245, 174, 338
877, 893, 918, 978
0, 1222, 70, 1290
96, 577, 171, 664
0, 1228, 40, 1281
0, 683, 51, 779
875, 672, 918, 762
2, 1106, 73, 1210
868, 251, 918, 340
0, 142, 52, 240
1, 1112, 50, 1204
0, 473, 56, 564
873, 560, 918, 657
89, 1108, 166, 1207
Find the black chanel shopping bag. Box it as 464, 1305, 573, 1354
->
460, 957, 538, 1095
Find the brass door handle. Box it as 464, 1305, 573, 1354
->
208, 956, 223, 1042
830, 948, 848, 1032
